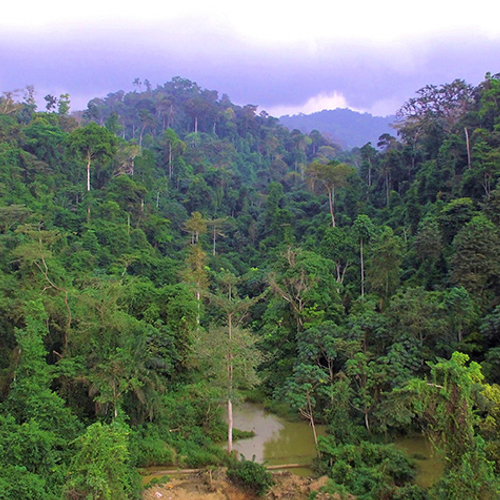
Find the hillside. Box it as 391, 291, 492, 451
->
2, 74, 500, 499
279, 108, 397, 149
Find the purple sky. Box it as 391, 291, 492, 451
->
2, 1, 500, 117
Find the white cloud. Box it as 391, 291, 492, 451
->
263, 91, 355, 118
362, 98, 403, 118
263, 91, 405, 118
265, 91, 357, 117
4, 0, 500, 45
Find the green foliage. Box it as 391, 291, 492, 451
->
134, 384, 227, 468
64, 421, 141, 500
131, 425, 176, 467
317, 440, 417, 499
227, 457, 275, 496
5, 73, 500, 497
399, 352, 500, 497
66, 122, 118, 190
450, 214, 500, 300
0, 301, 82, 494
366, 226, 404, 305
429, 445, 500, 499
0, 465, 52, 500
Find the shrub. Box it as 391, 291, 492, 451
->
317, 439, 417, 499
226, 457, 274, 496
64, 421, 141, 500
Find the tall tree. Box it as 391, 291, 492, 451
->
66, 122, 117, 192
183, 211, 207, 245
367, 226, 404, 307
450, 215, 500, 299
199, 271, 262, 453
353, 215, 375, 297
304, 160, 354, 227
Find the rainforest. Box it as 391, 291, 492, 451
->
2, 74, 500, 499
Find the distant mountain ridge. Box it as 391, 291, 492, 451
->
279, 108, 397, 150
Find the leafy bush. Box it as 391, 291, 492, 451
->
392, 484, 429, 499
226, 457, 274, 496
0, 465, 52, 500
130, 425, 175, 467
64, 421, 141, 500
317, 439, 417, 499
429, 447, 500, 500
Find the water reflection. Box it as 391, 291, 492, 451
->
394, 435, 445, 488
232, 404, 444, 486
232, 403, 324, 466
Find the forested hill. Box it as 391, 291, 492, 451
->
3, 74, 500, 498
279, 108, 396, 149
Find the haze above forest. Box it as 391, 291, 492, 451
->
279, 108, 396, 149
2, 0, 500, 117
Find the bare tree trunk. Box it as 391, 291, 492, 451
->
168, 142, 173, 179
300, 395, 320, 458
386, 171, 390, 206
228, 312, 233, 453
328, 188, 335, 228
86, 152, 91, 191
228, 398, 233, 453
308, 397, 318, 453
360, 238, 365, 297
196, 290, 201, 325
465, 127, 472, 169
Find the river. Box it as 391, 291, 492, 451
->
142, 402, 443, 486
232, 402, 444, 485
394, 435, 444, 488
231, 402, 325, 476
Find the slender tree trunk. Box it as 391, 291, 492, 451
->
227, 311, 233, 453
168, 105, 173, 129
168, 142, 173, 179
300, 395, 320, 458
86, 151, 92, 221
360, 238, 365, 297
227, 397, 233, 453
465, 127, 472, 169
385, 170, 390, 206
86, 152, 91, 191
308, 396, 318, 452
327, 187, 335, 228
196, 290, 201, 325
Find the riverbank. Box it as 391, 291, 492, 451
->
141, 469, 337, 499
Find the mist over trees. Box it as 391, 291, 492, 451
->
2, 73, 500, 498
279, 108, 396, 150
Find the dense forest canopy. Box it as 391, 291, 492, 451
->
2, 73, 500, 498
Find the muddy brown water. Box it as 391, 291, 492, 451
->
231, 402, 325, 476
142, 402, 443, 486
233, 403, 444, 486
394, 435, 445, 488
